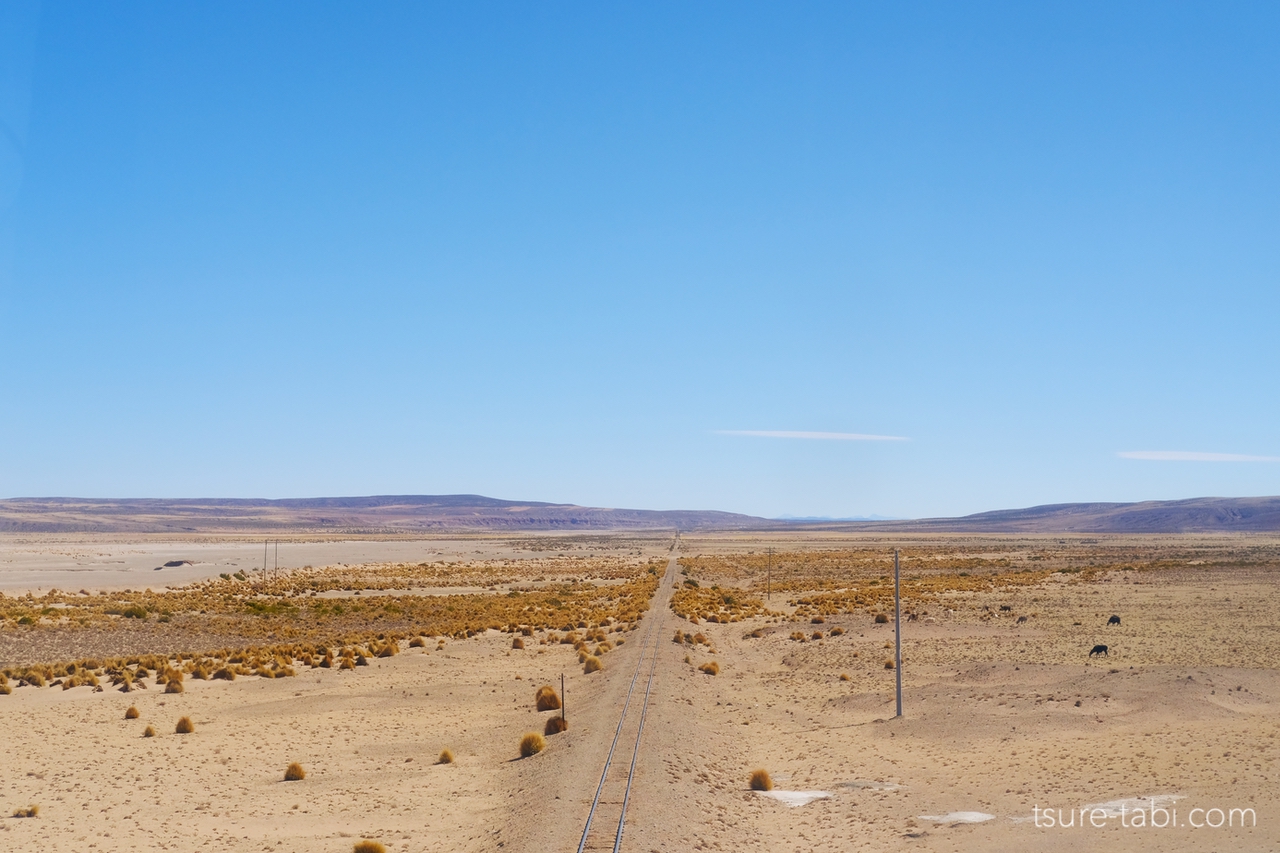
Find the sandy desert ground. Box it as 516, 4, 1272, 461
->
1, 532, 1277, 852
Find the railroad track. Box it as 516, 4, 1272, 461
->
575, 549, 677, 853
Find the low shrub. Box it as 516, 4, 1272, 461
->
544, 716, 568, 735
12, 805, 38, 818
874, 613, 889, 624
125, 706, 140, 719
534, 685, 561, 712
749, 769, 773, 791
583, 655, 602, 674
143, 725, 156, 738
284, 763, 306, 781
519, 732, 546, 758
698, 661, 719, 675
437, 749, 454, 765
175, 716, 195, 734
353, 842, 386, 853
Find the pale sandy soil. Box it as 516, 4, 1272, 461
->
1, 539, 1277, 853
0, 533, 672, 594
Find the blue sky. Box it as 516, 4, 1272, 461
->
1, 2, 1278, 519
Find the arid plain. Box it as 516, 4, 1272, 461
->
1, 530, 1277, 852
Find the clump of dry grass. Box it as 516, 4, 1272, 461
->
143, 724, 156, 738
839, 673, 850, 681
545, 716, 568, 735
749, 769, 773, 791
884, 659, 895, 670
810, 616, 825, 624
408, 636, 425, 648
12, 804, 38, 818
125, 706, 140, 719
829, 626, 844, 636
284, 762, 306, 781
175, 716, 195, 734
874, 613, 890, 624
535, 685, 561, 711
519, 732, 546, 758
212, 667, 235, 681
164, 678, 184, 694
512, 637, 524, 649
746, 628, 763, 639
698, 661, 719, 675
353, 841, 386, 853
811, 631, 823, 640
583, 655, 602, 674
437, 749, 454, 765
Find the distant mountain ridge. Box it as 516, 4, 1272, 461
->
0, 495, 1277, 534
0, 495, 765, 533
833, 496, 1280, 534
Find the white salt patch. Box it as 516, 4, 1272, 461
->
757, 790, 832, 807
919, 811, 995, 824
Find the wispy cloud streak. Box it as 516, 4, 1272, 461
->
1118, 450, 1280, 462
717, 430, 908, 442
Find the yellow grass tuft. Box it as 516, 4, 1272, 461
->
534, 685, 561, 711
698, 661, 719, 675
164, 679, 184, 693
583, 655, 602, 674
874, 613, 890, 624
437, 748, 454, 765
512, 637, 524, 649
353, 842, 386, 853
143, 724, 156, 738
839, 673, 850, 681
519, 732, 546, 758
175, 716, 195, 734
884, 659, 895, 670
829, 626, 844, 636
12, 804, 39, 818
125, 705, 140, 719
544, 716, 568, 736
284, 762, 306, 781
749, 769, 773, 791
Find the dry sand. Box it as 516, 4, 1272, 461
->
1, 535, 1277, 852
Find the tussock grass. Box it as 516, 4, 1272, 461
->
164, 679, 184, 694
544, 716, 568, 735
212, 667, 235, 681
437, 749, 454, 765
175, 716, 195, 734
839, 673, 850, 681
284, 762, 306, 781
519, 732, 546, 758
534, 685, 561, 711
698, 661, 719, 675
511, 637, 524, 649
353, 842, 386, 853
408, 636, 425, 648
884, 659, 895, 670
12, 805, 38, 818
749, 769, 773, 791
811, 631, 823, 640
746, 628, 764, 639
143, 725, 156, 738
829, 626, 844, 636
125, 706, 140, 719
874, 613, 889, 624
583, 655, 602, 674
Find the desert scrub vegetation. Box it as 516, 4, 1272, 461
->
436, 749, 454, 765
175, 716, 195, 734
582, 655, 603, 674
545, 716, 568, 735
748, 769, 773, 791
352, 842, 386, 853
534, 685, 561, 711
12, 804, 39, 818
125, 705, 139, 719
519, 732, 546, 758
0, 558, 665, 689
283, 762, 306, 781
697, 661, 719, 675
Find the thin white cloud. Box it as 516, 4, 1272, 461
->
717, 430, 908, 442
1118, 450, 1280, 462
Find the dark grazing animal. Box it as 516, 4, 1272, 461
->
999, 605, 1012, 612
1089, 644, 1109, 657
1016, 615, 1028, 625
1108, 615, 1121, 626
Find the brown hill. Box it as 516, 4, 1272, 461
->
0, 495, 766, 534
830, 496, 1280, 534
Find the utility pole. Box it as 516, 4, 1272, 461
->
894, 549, 903, 718
263, 540, 268, 588
274, 540, 278, 581
561, 673, 566, 724
767, 548, 772, 601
